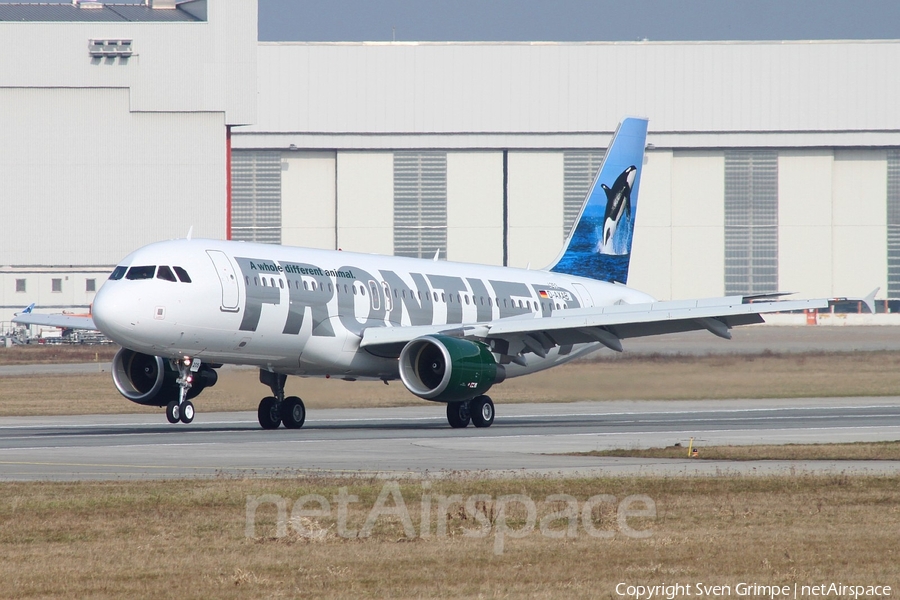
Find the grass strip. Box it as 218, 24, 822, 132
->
575, 440, 900, 461
0, 474, 898, 599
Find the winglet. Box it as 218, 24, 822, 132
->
20, 303, 35, 315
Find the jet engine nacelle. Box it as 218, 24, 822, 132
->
398, 335, 505, 403
111, 348, 218, 406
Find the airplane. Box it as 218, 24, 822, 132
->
14, 117, 848, 430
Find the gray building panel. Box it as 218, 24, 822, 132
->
245, 41, 900, 149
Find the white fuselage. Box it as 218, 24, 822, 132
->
91, 239, 654, 380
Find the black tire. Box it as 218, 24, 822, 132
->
166, 401, 180, 424
258, 396, 281, 430
281, 396, 306, 429
180, 400, 195, 424
470, 395, 494, 428
446, 401, 471, 428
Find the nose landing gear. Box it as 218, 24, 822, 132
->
166, 356, 198, 424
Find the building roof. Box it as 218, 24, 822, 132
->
0, 3, 200, 22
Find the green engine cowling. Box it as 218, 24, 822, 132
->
398, 335, 505, 402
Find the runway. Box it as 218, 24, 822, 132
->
2, 397, 900, 481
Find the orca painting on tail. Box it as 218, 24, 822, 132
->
547, 117, 648, 284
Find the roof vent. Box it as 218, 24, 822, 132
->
89, 39, 133, 58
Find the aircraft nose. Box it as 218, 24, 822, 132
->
92, 282, 136, 344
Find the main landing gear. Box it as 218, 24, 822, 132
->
166, 357, 197, 424
446, 395, 494, 429
257, 370, 306, 430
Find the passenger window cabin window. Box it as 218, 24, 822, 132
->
503, 299, 508, 308
464, 295, 470, 305
353, 285, 357, 296
448, 294, 453, 303
401, 289, 406, 299
279, 279, 284, 289
270, 278, 276, 287
262, 278, 267, 287
173, 267, 192, 283
245, 276, 250, 286
156, 266, 177, 282
361, 286, 366, 296
109, 266, 127, 280
303, 281, 309, 290
433, 292, 439, 302
254, 277, 259, 286
441, 293, 446, 302
344, 284, 349, 294
329, 283, 333, 292
125, 265, 156, 280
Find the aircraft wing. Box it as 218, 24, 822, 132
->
12, 312, 96, 330
359, 295, 829, 360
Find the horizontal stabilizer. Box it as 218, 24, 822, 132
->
12, 312, 97, 330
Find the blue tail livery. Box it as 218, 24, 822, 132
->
547, 117, 648, 284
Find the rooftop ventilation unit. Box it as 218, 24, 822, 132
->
89, 39, 133, 58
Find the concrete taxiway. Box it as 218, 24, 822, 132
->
1, 398, 899, 481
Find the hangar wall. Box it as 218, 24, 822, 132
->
234, 144, 893, 302
233, 40, 900, 303
0, 0, 256, 326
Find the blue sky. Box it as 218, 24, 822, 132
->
258, 0, 900, 42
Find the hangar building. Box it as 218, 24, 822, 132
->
1, 0, 898, 328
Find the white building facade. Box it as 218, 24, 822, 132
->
0, 0, 255, 328
2, 4, 900, 327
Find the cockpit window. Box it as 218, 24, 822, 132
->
156, 266, 177, 282
173, 266, 192, 283
125, 266, 156, 280
109, 266, 127, 280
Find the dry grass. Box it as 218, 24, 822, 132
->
0, 474, 897, 599
2, 351, 900, 417
577, 441, 900, 461
0, 344, 118, 365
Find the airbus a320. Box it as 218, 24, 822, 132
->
15, 118, 842, 429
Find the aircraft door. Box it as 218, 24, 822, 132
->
571, 283, 594, 308
206, 250, 241, 312
381, 281, 393, 311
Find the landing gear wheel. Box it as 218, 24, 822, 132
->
166, 401, 180, 424
180, 401, 195, 424
281, 396, 306, 429
470, 395, 495, 428
447, 401, 471, 428
258, 396, 282, 430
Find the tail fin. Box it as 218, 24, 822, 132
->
547, 117, 648, 284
